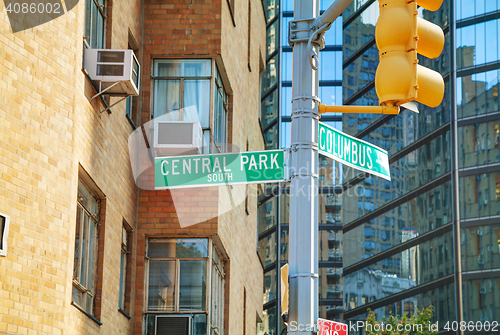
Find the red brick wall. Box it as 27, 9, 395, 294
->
141, 0, 223, 125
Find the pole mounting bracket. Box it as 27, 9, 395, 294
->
292, 94, 321, 103
291, 108, 320, 119
288, 18, 331, 70
288, 18, 326, 49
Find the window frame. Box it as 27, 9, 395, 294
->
119, 222, 133, 315
145, 238, 212, 313
151, 59, 229, 154
72, 180, 101, 316
213, 68, 229, 152
83, 0, 106, 49
210, 245, 225, 335
125, 40, 140, 128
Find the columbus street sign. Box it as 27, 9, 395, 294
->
318, 122, 391, 180
155, 150, 285, 189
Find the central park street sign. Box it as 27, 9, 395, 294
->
319, 122, 391, 180
155, 150, 285, 189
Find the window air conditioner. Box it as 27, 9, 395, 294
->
83, 49, 140, 96
156, 315, 192, 335
154, 121, 203, 157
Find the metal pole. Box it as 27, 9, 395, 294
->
449, 0, 463, 333
289, 0, 319, 334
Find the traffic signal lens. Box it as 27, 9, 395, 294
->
416, 64, 445, 107
374, 0, 445, 109
417, 17, 445, 59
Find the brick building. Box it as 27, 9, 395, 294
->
0, 0, 266, 334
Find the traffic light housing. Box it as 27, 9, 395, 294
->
375, 0, 445, 108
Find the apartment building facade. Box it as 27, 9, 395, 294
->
0, 0, 266, 334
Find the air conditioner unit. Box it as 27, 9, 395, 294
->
156, 315, 192, 335
154, 121, 203, 157
83, 49, 140, 96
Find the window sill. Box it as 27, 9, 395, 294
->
118, 308, 131, 320
71, 301, 103, 326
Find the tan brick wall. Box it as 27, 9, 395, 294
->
220, 0, 266, 333
0, 0, 141, 333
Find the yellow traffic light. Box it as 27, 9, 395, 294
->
375, 0, 445, 108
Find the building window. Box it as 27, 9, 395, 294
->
83, 0, 106, 49
0, 212, 10, 257
145, 239, 225, 335
210, 246, 225, 335
119, 223, 133, 314
152, 59, 228, 153
147, 238, 208, 312
125, 95, 133, 123
72, 180, 100, 315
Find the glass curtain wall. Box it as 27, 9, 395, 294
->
258, 0, 281, 334
259, 0, 345, 334
341, 0, 500, 333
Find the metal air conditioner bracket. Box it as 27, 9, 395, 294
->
100, 96, 128, 115
91, 81, 131, 115
91, 81, 121, 101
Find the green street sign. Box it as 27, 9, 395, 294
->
319, 122, 391, 180
155, 150, 285, 189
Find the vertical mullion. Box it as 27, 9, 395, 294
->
76, 206, 84, 281
81, 213, 91, 309
210, 61, 216, 134
220, 275, 224, 334
211, 261, 216, 334
207, 241, 212, 316
180, 78, 184, 120
145, 258, 150, 312
84, 214, 92, 289
175, 259, 180, 311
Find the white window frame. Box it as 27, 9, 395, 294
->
119, 224, 132, 312
145, 238, 211, 313
72, 180, 100, 315
144, 239, 227, 335
151, 59, 229, 154
84, 0, 106, 49
209, 245, 225, 335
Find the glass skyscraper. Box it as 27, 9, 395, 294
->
258, 1, 500, 334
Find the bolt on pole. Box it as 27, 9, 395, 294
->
289, 0, 319, 333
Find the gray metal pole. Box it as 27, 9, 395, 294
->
449, 0, 463, 333
289, 0, 319, 333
